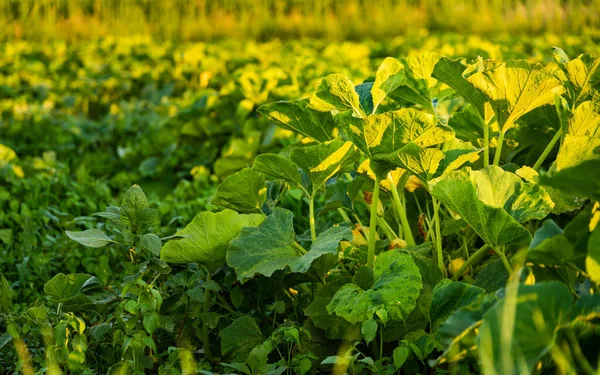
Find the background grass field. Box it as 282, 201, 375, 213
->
0, 0, 599, 42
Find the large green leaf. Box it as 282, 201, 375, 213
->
326, 251, 422, 324
526, 219, 587, 269
44, 273, 96, 303
211, 168, 266, 214
566, 101, 600, 137
430, 281, 485, 331
389, 52, 443, 111
227, 208, 351, 281
119, 185, 157, 234
257, 99, 337, 142
477, 282, 573, 375
304, 282, 361, 341
468, 166, 554, 222
438, 139, 483, 175
160, 209, 264, 270
66, 229, 116, 248
554, 50, 600, 105
371, 57, 405, 112
466, 60, 563, 132
539, 159, 600, 202
338, 107, 452, 176
309, 73, 365, 117
254, 141, 357, 194
378, 144, 445, 183
430, 168, 533, 247
377, 139, 481, 185
252, 153, 304, 187
289, 140, 357, 192
432, 56, 487, 117
555, 101, 600, 170
220, 316, 264, 362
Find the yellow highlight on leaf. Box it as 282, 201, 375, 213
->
310, 141, 353, 173
590, 201, 600, 232
12, 165, 24, 178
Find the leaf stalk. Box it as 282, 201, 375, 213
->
367, 178, 381, 268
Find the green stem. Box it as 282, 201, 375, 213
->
533, 127, 563, 170
309, 194, 317, 241
352, 213, 364, 227
378, 216, 398, 240
566, 328, 596, 375
202, 273, 213, 362
364, 200, 398, 240
496, 248, 513, 275
483, 116, 490, 167
493, 129, 507, 166
337, 208, 353, 224
432, 197, 445, 276
388, 173, 415, 246
367, 178, 381, 268
452, 244, 490, 280
293, 241, 307, 255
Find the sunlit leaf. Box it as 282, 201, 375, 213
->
227, 208, 351, 281
212, 168, 266, 214
466, 60, 563, 132
478, 282, 573, 375
258, 99, 337, 142
326, 251, 422, 324
160, 209, 264, 270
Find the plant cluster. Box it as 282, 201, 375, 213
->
1, 42, 600, 374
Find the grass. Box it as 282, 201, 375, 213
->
0, 0, 599, 42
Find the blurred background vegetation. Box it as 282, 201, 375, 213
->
0, 0, 599, 41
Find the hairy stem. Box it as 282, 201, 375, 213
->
293, 241, 307, 255
309, 194, 317, 241
483, 116, 490, 167
493, 129, 507, 166
496, 248, 513, 275
533, 127, 563, 170
452, 244, 490, 280
388, 173, 415, 246
367, 178, 381, 268
432, 197, 445, 276
378, 216, 399, 240
337, 208, 353, 224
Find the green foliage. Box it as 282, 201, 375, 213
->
2, 39, 600, 375
160, 209, 264, 269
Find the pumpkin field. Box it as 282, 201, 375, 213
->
1, 1, 600, 374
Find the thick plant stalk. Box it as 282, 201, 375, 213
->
533, 127, 563, 170
496, 248, 513, 275
377, 217, 399, 240
309, 194, 317, 241
367, 178, 381, 268
432, 197, 445, 275
483, 117, 490, 167
452, 244, 490, 280
337, 208, 353, 224
387, 173, 415, 246
493, 129, 507, 166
